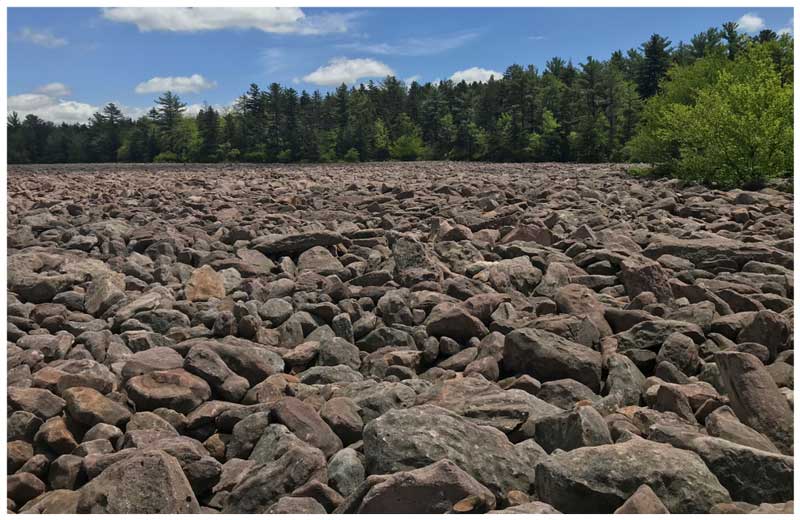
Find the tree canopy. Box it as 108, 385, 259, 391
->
7, 22, 793, 188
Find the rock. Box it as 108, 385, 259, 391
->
685, 435, 793, 504
8, 387, 66, 420
503, 328, 602, 392
554, 284, 612, 337
356, 459, 496, 513
297, 246, 344, 275
224, 442, 327, 513
329, 447, 365, 497
715, 351, 793, 454
253, 231, 345, 256
526, 405, 612, 453
185, 265, 226, 302
364, 404, 545, 500
417, 376, 561, 433
76, 450, 199, 513
426, 302, 489, 342
266, 496, 327, 514
537, 379, 598, 409
63, 386, 131, 427
320, 397, 363, 445
84, 276, 125, 317
271, 397, 343, 458
657, 332, 700, 376
613, 484, 670, 514
184, 346, 249, 402
488, 501, 562, 514
18, 489, 79, 514
6, 162, 795, 514
34, 416, 78, 454
620, 256, 673, 303
126, 369, 212, 414
8, 472, 46, 506
705, 405, 780, 453
536, 436, 731, 513
737, 310, 791, 359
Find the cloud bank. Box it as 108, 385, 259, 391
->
303, 57, 394, 86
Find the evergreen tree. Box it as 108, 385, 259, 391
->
638, 34, 673, 97
196, 105, 220, 162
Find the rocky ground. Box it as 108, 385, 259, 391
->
6, 161, 794, 514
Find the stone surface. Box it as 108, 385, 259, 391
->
715, 351, 794, 455
364, 405, 545, 501
536, 436, 731, 513
76, 450, 199, 513
6, 162, 794, 514
356, 459, 496, 514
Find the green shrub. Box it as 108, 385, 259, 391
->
389, 134, 426, 161
277, 149, 293, 163
343, 148, 360, 162
629, 45, 792, 188
242, 151, 268, 163
153, 151, 179, 163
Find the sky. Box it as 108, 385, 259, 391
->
7, 7, 795, 124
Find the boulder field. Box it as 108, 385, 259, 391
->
6, 162, 794, 514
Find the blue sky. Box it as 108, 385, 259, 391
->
8, 7, 794, 123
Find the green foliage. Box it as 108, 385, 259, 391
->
390, 134, 425, 161
153, 151, 179, 163
373, 118, 390, 160
343, 147, 360, 162
629, 44, 792, 187
7, 23, 792, 179
277, 149, 293, 163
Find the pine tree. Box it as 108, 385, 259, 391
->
638, 34, 673, 98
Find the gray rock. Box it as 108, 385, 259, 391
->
364, 404, 545, 501
76, 450, 199, 513
503, 328, 602, 392
536, 436, 731, 513
715, 351, 793, 454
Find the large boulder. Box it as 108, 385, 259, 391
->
503, 328, 602, 392
425, 302, 489, 342
685, 435, 793, 504
363, 404, 545, 501
535, 436, 731, 513
356, 459, 496, 514
125, 369, 211, 414
224, 443, 327, 513
715, 351, 793, 455
271, 397, 343, 458
62, 387, 131, 427
416, 376, 562, 434
76, 450, 199, 513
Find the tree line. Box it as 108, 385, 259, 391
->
7, 23, 793, 187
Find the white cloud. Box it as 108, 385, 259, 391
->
8, 90, 98, 125
102, 7, 358, 35
18, 27, 68, 48
302, 57, 394, 86
7, 83, 234, 124
35, 82, 71, 97
339, 31, 478, 56
450, 66, 502, 84
737, 13, 765, 34
404, 75, 422, 84
135, 74, 217, 94
528, 35, 546, 41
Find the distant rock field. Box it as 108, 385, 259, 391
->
6, 162, 794, 514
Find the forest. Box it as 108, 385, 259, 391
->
7, 22, 793, 187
